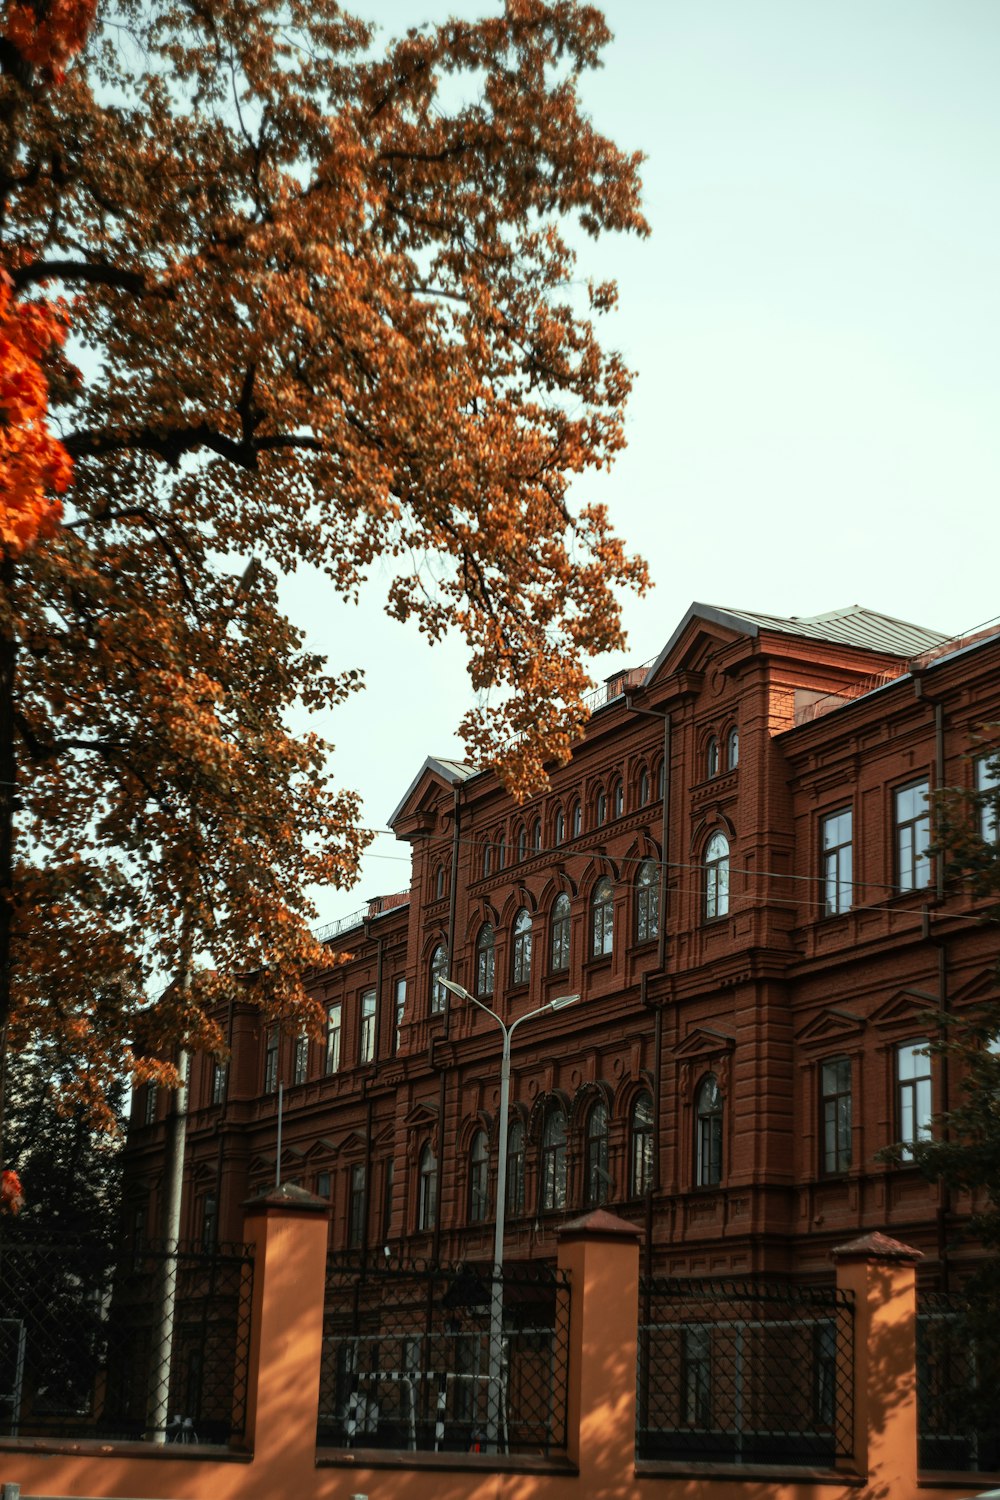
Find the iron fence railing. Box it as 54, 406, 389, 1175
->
0, 1237, 254, 1444
318, 1254, 570, 1456
637, 1277, 854, 1466
917, 1289, 1000, 1473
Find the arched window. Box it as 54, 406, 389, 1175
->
612, 778, 624, 819
630, 1091, 654, 1197
483, 842, 492, 877
476, 923, 495, 997
435, 863, 446, 899
636, 859, 659, 943
511, 908, 532, 986
572, 800, 583, 838
638, 767, 650, 807
591, 876, 614, 957
540, 1105, 567, 1211
550, 892, 571, 973
585, 1099, 609, 1207
507, 1119, 525, 1216
705, 832, 730, 920
418, 1143, 438, 1229
707, 736, 720, 778
657, 760, 665, 800
517, 825, 527, 862
554, 807, 566, 846
727, 726, 739, 769
496, 837, 506, 870
596, 786, 607, 826
468, 1130, 489, 1222
696, 1075, 723, 1187
430, 944, 448, 1014
532, 818, 542, 854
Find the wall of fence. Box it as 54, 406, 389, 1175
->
0, 1189, 997, 1500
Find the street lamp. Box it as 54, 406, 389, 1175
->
439, 977, 580, 1452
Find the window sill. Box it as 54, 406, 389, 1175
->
583, 954, 613, 974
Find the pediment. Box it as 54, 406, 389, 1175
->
795, 1007, 867, 1049
644, 606, 749, 690
950, 968, 1000, 1009
388, 756, 477, 835
371, 1121, 396, 1148
672, 1026, 736, 1061
402, 1100, 440, 1130
871, 988, 939, 1031
334, 1129, 368, 1158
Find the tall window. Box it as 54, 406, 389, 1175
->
976, 753, 1000, 843
630, 1091, 654, 1197
554, 807, 565, 846
393, 977, 406, 1053
507, 1119, 525, 1216
430, 944, 448, 1014
201, 1193, 218, 1251
382, 1159, 395, 1243
551, 892, 571, 973
483, 842, 492, 876
638, 767, 650, 806
517, 825, 527, 862
895, 779, 930, 891
707, 736, 720, 778
359, 989, 376, 1064
348, 1164, 366, 1249
584, 1099, 609, 1207
540, 1106, 568, 1211
820, 1057, 852, 1174
591, 876, 614, 957
476, 924, 495, 996
822, 808, 853, 917
657, 760, 665, 800
325, 1003, 342, 1073
704, 832, 730, 920
512, 908, 532, 985
682, 1326, 712, 1427
636, 858, 659, 942
897, 1041, 932, 1157
696, 1075, 723, 1187
496, 838, 506, 870
572, 800, 582, 838
469, 1130, 489, 1223
532, 818, 542, 854
293, 1032, 309, 1085
435, 864, 446, 899
417, 1144, 437, 1230
211, 1061, 227, 1106
612, 778, 624, 818
727, 727, 739, 769
264, 1030, 279, 1093
596, 787, 607, 826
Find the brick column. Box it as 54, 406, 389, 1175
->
557, 1208, 642, 1490
833, 1228, 923, 1496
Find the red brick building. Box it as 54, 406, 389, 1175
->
125, 602, 1000, 1285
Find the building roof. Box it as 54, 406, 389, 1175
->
387, 754, 479, 829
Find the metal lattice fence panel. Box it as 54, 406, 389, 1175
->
0, 1237, 254, 1444
637, 1277, 854, 1466
318, 1254, 570, 1456
917, 1290, 1000, 1473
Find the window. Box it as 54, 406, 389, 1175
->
517, 825, 527, 862
430, 944, 448, 1014
638, 767, 650, 806
201, 1193, 218, 1251
496, 838, 506, 870
143, 1083, 158, 1126
630, 1091, 654, 1197
469, 1130, 489, 1223
612, 778, 624, 818
316, 1171, 331, 1200
417, 1144, 437, 1231
348, 1164, 366, 1249
293, 1032, 309, 1085
895, 779, 930, 892
264, 1030, 279, 1093
821, 808, 853, 917
707, 736, 720, 778
532, 818, 542, 854
813, 1322, 837, 1431
394, 977, 406, 1053
382, 1158, 395, 1242
540, 1105, 568, 1211
359, 988, 376, 1064
584, 1099, 609, 1207
325, 1003, 342, 1074
475, 924, 495, 997
554, 807, 565, 846
211, 1060, 227, 1106
704, 832, 730, 920
551, 892, 571, 973
591, 876, 614, 957
897, 1041, 932, 1157
596, 787, 607, 826
976, 753, 1000, 843
507, 1119, 525, 1216
483, 842, 492, 877
820, 1057, 852, 1174
695, 1074, 723, 1187
511, 908, 532, 986
657, 760, 665, 800
683, 1326, 712, 1427
572, 800, 582, 837
727, 727, 739, 769
636, 858, 659, 943
435, 863, 446, 899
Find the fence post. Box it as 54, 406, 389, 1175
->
241, 1183, 329, 1495
557, 1208, 642, 1487
832, 1228, 922, 1496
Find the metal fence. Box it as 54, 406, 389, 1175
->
0, 1237, 254, 1444
637, 1277, 855, 1466
917, 1289, 1000, 1473
318, 1254, 570, 1456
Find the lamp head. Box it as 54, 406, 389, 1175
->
548, 993, 580, 1012
439, 977, 474, 1004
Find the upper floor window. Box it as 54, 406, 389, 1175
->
359, 988, 376, 1064
636, 859, 659, 943
820, 1057, 852, 1174
596, 787, 607, 826
726, 727, 739, 769
975, 753, 1000, 843
584, 1099, 609, 1207
554, 807, 566, 846
532, 818, 542, 854
201, 1193, 218, 1251
435, 863, 446, 899
704, 831, 730, 920
707, 736, 720, 778
417, 1144, 437, 1231
895, 780, 930, 891
638, 767, 650, 806
695, 1074, 723, 1187
657, 760, 665, 800
591, 876, 614, 957
507, 1119, 526, 1216
496, 838, 506, 870
551, 892, 571, 973
293, 1032, 309, 1085
325, 1002, 342, 1073
348, 1164, 366, 1249
897, 1040, 932, 1158
475, 924, 495, 997
483, 842, 493, 877
211, 1060, 227, 1106
394, 977, 406, 1053
517, 825, 528, 862
264, 1030, 279, 1094
612, 778, 624, 818
630, 1091, 654, 1197
540, 1105, 568, 1211
572, 801, 583, 838
511, 908, 532, 986
821, 808, 853, 917
430, 944, 448, 1014
143, 1083, 158, 1126
469, 1130, 489, 1223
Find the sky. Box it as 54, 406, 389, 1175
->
289, 1, 1000, 924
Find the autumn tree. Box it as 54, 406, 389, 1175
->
0, 0, 648, 1119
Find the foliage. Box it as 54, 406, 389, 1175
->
0, 275, 71, 554
0, 0, 648, 1115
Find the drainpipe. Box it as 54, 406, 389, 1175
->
432, 784, 463, 1265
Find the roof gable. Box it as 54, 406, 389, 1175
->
388, 755, 478, 831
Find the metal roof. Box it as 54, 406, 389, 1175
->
387, 754, 478, 829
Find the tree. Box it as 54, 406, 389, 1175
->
0, 0, 649, 1119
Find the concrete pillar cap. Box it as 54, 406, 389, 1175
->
831, 1229, 924, 1264
244, 1181, 329, 1215
557, 1208, 644, 1242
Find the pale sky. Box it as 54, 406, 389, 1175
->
286, 1, 1000, 924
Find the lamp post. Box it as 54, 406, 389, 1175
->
439, 977, 579, 1452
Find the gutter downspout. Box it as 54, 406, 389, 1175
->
433, 783, 463, 1266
